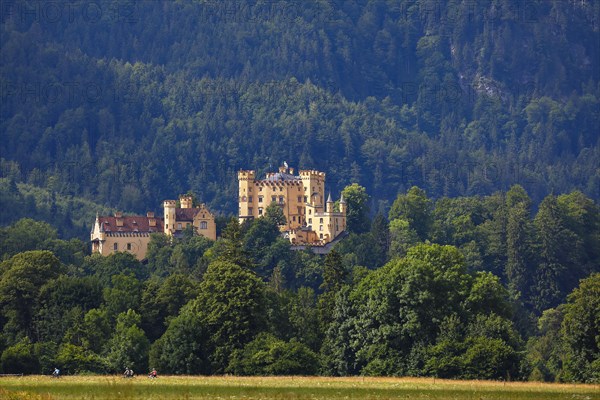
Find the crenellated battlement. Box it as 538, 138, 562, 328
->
238, 170, 256, 180
299, 170, 326, 178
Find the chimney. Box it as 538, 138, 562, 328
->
115, 211, 124, 227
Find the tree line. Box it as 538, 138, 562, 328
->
0, 185, 598, 382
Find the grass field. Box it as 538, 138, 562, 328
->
0, 375, 598, 400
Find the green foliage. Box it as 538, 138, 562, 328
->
34, 276, 102, 343
531, 195, 582, 313
389, 187, 433, 241
505, 186, 535, 301
561, 273, 600, 383
242, 216, 289, 277
388, 219, 420, 259
461, 336, 519, 380
102, 274, 142, 320
0, 181, 114, 242
105, 310, 149, 374
0, 337, 39, 374
265, 203, 287, 227
465, 272, 512, 319
0, 219, 58, 259
228, 333, 319, 376
209, 219, 254, 270
341, 184, 370, 234
525, 307, 566, 382
187, 260, 267, 373
75, 308, 111, 354
0, 251, 62, 338
318, 250, 347, 329
349, 244, 471, 375
56, 343, 107, 375
149, 306, 210, 375
85, 252, 146, 286
140, 274, 199, 342
285, 287, 320, 352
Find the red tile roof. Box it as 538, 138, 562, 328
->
175, 206, 213, 221
175, 208, 199, 221
99, 216, 164, 233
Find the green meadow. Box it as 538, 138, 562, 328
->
1, 376, 598, 400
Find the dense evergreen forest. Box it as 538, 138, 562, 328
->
1, 0, 599, 228
0, 186, 598, 381
0, 0, 599, 382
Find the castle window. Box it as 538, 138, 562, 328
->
298, 196, 302, 203
200, 221, 208, 229
248, 196, 253, 203
259, 187, 263, 191
272, 196, 276, 202
113, 243, 118, 251
178, 223, 182, 230
166, 224, 168, 229
309, 218, 312, 224
308, 209, 311, 215
258, 208, 263, 216
320, 233, 323, 239
259, 196, 263, 203
319, 225, 323, 231
304, 196, 307, 202
127, 243, 132, 250
248, 207, 253, 214
279, 196, 284, 204
320, 218, 323, 223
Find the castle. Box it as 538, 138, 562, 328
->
238, 164, 346, 246
90, 195, 216, 260
92, 165, 346, 259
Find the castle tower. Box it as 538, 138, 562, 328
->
163, 200, 177, 234
238, 170, 256, 223
339, 194, 346, 215
326, 193, 334, 213
180, 195, 193, 209
300, 170, 326, 210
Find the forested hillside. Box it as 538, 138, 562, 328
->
1, 0, 598, 224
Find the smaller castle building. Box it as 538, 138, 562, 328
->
163, 195, 216, 240
91, 195, 216, 260
90, 211, 163, 260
